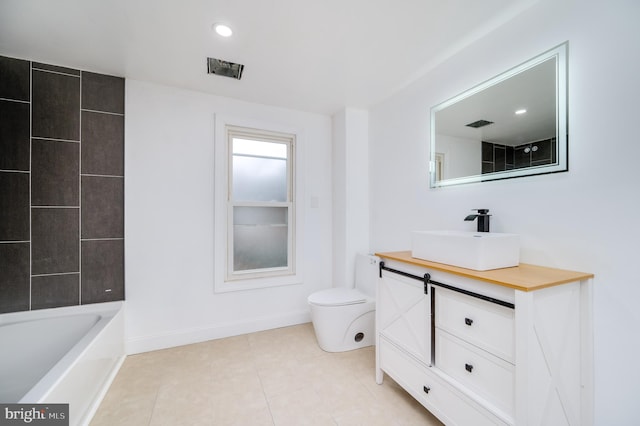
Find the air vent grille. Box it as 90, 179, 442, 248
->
465, 119, 494, 128
207, 57, 244, 80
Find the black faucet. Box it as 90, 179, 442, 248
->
464, 209, 491, 232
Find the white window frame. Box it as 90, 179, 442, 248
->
214, 115, 305, 292
226, 126, 295, 280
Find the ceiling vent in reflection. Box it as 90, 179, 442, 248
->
207, 57, 244, 80
465, 119, 494, 128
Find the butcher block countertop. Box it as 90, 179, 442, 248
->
375, 250, 594, 292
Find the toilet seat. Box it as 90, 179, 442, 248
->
308, 288, 367, 307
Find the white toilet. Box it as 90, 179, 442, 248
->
308, 254, 378, 352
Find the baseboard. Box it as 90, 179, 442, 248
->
126, 310, 311, 354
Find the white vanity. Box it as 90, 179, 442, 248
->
375, 251, 593, 426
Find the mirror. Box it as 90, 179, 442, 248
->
430, 43, 568, 187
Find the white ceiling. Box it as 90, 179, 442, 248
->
436, 55, 557, 146
0, 0, 536, 115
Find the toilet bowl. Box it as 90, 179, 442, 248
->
308, 254, 378, 352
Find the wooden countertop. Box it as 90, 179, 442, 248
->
375, 251, 594, 292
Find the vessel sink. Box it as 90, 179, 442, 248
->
411, 230, 520, 271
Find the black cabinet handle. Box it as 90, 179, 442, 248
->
465, 363, 474, 373
423, 386, 431, 394
465, 317, 473, 326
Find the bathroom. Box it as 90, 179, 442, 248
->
0, 0, 638, 424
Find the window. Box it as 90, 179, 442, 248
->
225, 126, 295, 281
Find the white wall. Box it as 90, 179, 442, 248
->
369, 0, 640, 423
124, 80, 333, 353
436, 134, 481, 180
332, 108, 370, 288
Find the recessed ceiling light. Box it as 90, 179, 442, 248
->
213, 23, 233, 37
515, 109, 527, 115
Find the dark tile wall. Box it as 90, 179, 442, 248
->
0, 100, 30, 170
0, 173, 30, 240
82, 240, 125, 303
31, 208, 80, 275
81, 176, 124, 239
0, 55, 125, 313
31, 274, 80, 310
482, 138, 556, 174
0, 56, 30, 101
0, 243, 30, 313
31, 139, 79, 206
32, 70, 81, 140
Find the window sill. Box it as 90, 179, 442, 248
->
214, 274, 303, 293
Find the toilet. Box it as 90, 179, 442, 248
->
308, 254, 378, 352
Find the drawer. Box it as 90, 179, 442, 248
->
436, 329, 515, 419
435, 286, 514, 362
378, 337, 508, 426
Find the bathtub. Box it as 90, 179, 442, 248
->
0, 301, 125, 426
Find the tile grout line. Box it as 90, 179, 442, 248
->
146, 386, 161, 426
32, 136, 79, 143
28, 60, 32, 311
253, 342, 277, 426
79, 71, 82, 306
0, 97, 29, 104
31, 206, 80, 209
32, 271, 80, 278
243, 335, 269, 426
32, 66, 80, 79
81, 108, 124, 117
81, 173, 125, 179
0, 169, 29, 173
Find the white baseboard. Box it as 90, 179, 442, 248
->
126, 310, 311, 354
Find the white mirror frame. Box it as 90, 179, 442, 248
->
430, 42, 568, 188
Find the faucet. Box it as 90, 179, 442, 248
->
464, 209, 491, 232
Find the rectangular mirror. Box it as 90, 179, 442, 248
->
430, 42, 568, 187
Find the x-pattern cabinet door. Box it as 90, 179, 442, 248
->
378, 271, 431, 365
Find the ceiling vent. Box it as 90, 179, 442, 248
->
465, 119, 494, 128
207, 57, 244, 80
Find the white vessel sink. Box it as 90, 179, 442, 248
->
411, 230, 520, 271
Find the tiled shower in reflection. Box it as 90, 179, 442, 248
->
0, 55, 125, 313
481, 138, 557, 174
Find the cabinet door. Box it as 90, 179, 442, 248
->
378, 270, 431, 365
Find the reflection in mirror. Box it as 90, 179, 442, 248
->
430, 43, 567, 187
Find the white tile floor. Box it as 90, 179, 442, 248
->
90, 323, 443, 425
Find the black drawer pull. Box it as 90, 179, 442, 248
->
423, 386, 431, 394
465, 363, 474, 373
464, 318, 473, 326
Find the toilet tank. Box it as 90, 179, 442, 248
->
355, 254, 379, 298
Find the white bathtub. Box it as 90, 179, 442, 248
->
0, 301, 125, 426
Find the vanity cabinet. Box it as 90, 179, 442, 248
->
375, 251, 594, 426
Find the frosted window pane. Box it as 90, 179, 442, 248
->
232, 155, 287, 202
233, 207, 288, 271
233, 138, 286, 158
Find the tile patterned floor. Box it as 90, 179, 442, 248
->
90, 323, 443, 425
